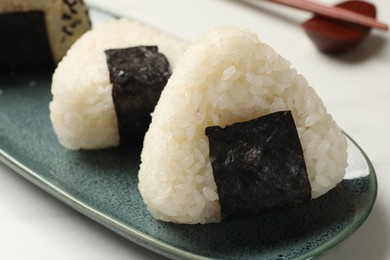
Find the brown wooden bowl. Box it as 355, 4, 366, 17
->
302, 0, 376, 53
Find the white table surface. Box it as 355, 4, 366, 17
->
1, 0, 389, 259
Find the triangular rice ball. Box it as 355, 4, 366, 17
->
138, 26, 347, 224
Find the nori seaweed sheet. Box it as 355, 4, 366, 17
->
105, 46, 171, 146
205, 111, 311, 219
0, 11, 54, 71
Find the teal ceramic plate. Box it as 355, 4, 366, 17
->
0, 9, 377, 260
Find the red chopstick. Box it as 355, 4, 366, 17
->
268, 0, 388, 31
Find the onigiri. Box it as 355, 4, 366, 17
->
50, 19, 189, 149
138, 25, 348, 224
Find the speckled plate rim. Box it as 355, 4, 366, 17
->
296, 133, 377, 260
0, 147, 204, 260
0, 132, 377, 260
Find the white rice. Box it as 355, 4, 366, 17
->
50, 19, 189, 149
138, 26, 348, 224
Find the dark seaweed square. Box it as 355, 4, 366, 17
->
0, 11, 54, 71
105, 46, 171, 145
206, 111, 311, 219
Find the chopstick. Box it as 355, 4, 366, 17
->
267, 0, 388, 31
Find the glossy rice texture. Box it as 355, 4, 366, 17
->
138, 26, 348, 224
50, 19, 189, 149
